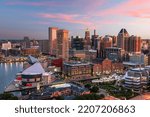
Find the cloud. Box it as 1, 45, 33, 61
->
38, 13, 94, 27
95, 0, 150, 19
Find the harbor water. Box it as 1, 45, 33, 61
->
0, 62, 23, 93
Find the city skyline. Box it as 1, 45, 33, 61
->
1, 0, 150, 39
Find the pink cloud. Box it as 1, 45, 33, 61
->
96, 0, 150, 19
38, 13, 93, 27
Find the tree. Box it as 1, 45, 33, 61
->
74, 94, 102, 100
90, 86, 99, 93
0, 93, 18, 100
85, 84, 92, 89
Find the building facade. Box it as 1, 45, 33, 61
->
127, 35, 141, 53
63, 62, 93, 81
124, 68, 149, 92
57, 29, 69, 61
71, 36, 84, 50
117, 28, 129, 50
93, 58, 124, 76
48, 27, 58, 55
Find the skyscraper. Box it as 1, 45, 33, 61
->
128, 35, 141, 53
71, 36, 84, 50
117, 28, 129, 50
48, 27, 58, 56
91, 30, 99, 49
57, 29, 69, 61
84, 28, 91, 49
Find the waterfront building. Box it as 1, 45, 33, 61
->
21, 62, 52, 87
22, 47, 40, 56
124, 68, 149, 92
62, 61, 93, 81
1, 41, 11, 50
21, 62, 44, 86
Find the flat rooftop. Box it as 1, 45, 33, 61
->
64, 62, 92, 66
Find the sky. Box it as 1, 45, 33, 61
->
0, 0, 150, 39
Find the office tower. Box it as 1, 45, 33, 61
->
71, 36, 84, 50
99, 35, 113, 58
128, 35, 141, 53
48, 27, 58, 56
84, 28, 91, 49
124, 35, 141, 53
23, 36, 30, 48
38, 40, 49, 54
91, 30, 99, 49
111, 36, 117, 47
57, 29, 69, 61
117, 28, 129, 50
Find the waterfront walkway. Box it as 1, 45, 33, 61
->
4, 80, 65, 93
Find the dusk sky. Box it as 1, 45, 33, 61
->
0, 0, 150, 39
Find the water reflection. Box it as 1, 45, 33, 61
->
0, 62, 23, 93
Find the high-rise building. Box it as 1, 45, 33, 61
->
128, 35, 141, 53
48, 27, 58, 56
23, 36, 30, 48
124, 35, 141, 53
99, 35, 113, 58
57, 29, 69, 61
111, 36, 117, 47
117, 28, 129, 50
71, 36, 84, 50
91, 30, 99, 49
84, 29, 91, 49
38, 40, 49, 54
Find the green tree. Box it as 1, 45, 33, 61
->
85, 84, 92, 89
0, 93, 18, 100
74, 94, 102, 100
90, 86, 99, 93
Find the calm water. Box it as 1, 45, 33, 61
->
0, 62, 23, 93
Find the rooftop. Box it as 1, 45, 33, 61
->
64, 61, 92, 66
22, 62, 45, 75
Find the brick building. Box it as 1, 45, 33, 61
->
93, 58, 124, 76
